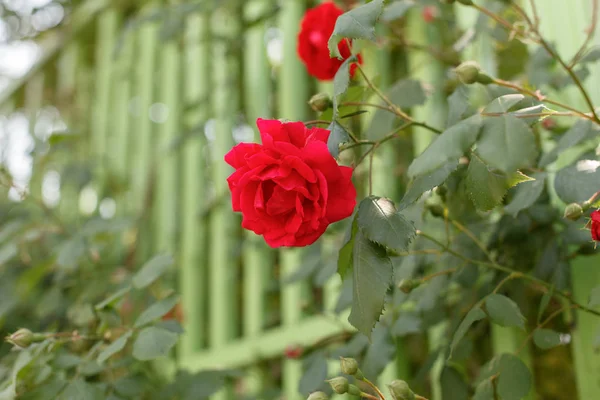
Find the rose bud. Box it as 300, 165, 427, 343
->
564, 203, 584, 221
327, 377, 349, 394
307, 391, 329, 400
284, 345, 303, 359
388, 380, 416, 400
309, 93, 332, 112
454, 61, 481, 84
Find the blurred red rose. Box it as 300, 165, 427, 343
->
591, 210, 600, 241
297, 1, 362, 81
422, 6, 438, 23
225, 118, 356, 248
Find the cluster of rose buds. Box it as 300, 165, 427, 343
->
563, 191, 600, 243
306, 357, 426, 400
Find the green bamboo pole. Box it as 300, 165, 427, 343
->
153, 23, 181, 254
178, 10, 210, 359
90, 9, 118, 188
56, 42, 80, 221
279, 1, 309, 399
531, 2, 600, 397
108, 26, 133, 214
210, 4, 241, 400
406, 9, 447, 400
242, 0, 274, 397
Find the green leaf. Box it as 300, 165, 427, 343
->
0, 242, 17, 266
97, 331, 133, 364
298, 353, 328, 395
338, 215, 358, 279
134, 295, 180, 328
408, 114, 482, 178
328, 0, 384, 58
357, 196, 416, 252
380, 0, 414, 22
497, 353, 532, 400
132, 254, 174, 289
441, 366, 469, 400
483, 94, 525, 113
132, 326, 179, 361
95, 286, 132, 310
56, 236, 86, 271
327, 121, 350, 157
504, 172, 546, 217
450, 306, 486, 359
485, 294, 526, 330
539, 120, 595, 167
447, 86, 474, 127
537, 288, 553, 323
473, 379, 495, 400
477, 115, 537, 173
400, 160, 459, 208
392, 314, 422, 336
361, 324, 396, 378
332, 55, 358, 115
466, 155, 510, 211
589, 286, 600, 308
388, 79, 426, 109
348, 231, 393, 339
554, 157, 600, 204
533, 328, 562, 349
580, 46, 600, 63
58, 379, 104, 400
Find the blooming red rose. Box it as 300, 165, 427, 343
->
225, 119, 356, 248
297, 1, 362, 81
591, 210, 600, 241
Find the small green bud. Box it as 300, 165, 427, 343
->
457, 0, 474, 5
476, 72, 494, 85
398, 279, 420, 294
388, 380, 416, 400
425, 203, 446, 218
454, 61, 481, 84
5, 328, 34, 349
347, 384, 362, 396
308, 93, 332, 112
327, 377, 349, 394
307, 391, 329, 400
340, 357, 359, 375
564, 203, 584, 221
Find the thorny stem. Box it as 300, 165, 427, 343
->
481, 111, 578, 119
353, 122, 413, 168
416, 230, 600, 318
419, 268, 458, 283
363, 378, 386, 400
493, 272, 523, 294
360, 392, 381, 400
569, 0, 599, 67
451, 219, 494, 262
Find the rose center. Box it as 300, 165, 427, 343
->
309, 31, 323, 46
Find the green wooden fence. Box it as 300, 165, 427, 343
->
0, 0, 599, 399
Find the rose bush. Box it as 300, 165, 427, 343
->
297, 1, 362, 81
225, 118, 356, 248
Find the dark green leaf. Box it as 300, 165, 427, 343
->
483, 94, 525, 113
441, 366, 469, 400
298, 353, 328, 395
408, 114, 482, 178
580, 46, 600, 63
477, 115, 537, 173
134, 295, 180, 328
132, 327, 179, 360
357, 196, 416, 252
533, 328, 562, 349
589, 286, 600, 308
381, 0, 414, 22
447, 86, 474, 127
539, 120, 595, 167
388, 79, 426, 109
132, 254, 173, 289
473, 379, 495, 400
361, 323, 395, 378
58, 379, 104, 400
327, 121, 350, 157
466, 155, 510, 211
497, 353, 532, 400
392, 314, 422, 336
537, 288, 553, 323
328, 0, 384, 58
554, 157, 600, 203
348, 231, 393, 338
333, 55, 358, 115
95, 286, 132, 310
400, 160, 459, 208
504, 172, 546, 217
97, 331, 133, 364
450, 306, 486, 358
485, 294, 526, 330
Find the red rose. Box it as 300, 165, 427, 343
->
591, 210, 600, 241
225, 119, 356, 248
297, 1, 362, 81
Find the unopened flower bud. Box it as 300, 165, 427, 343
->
340, 357, 359, 376
309, 93, 332, 112
564, 203, 584, 221
327, 377, 349, 394
388, 380, 416, 400
457, 0, 474, 5
5, 328, 35, 348
347, 384, 362, 396
426, 203, 446, 218
454, 61, 481, 84
476, 72, 493, 85
307, 391, 329, 400
398, 279, 420, 294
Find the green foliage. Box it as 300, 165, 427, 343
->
485, 294, 526, 330
328, 0, 385, 58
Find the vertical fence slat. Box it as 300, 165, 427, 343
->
179, 10, 210, 358
279, 1, 308, 399
210, 4, 241, 399
243, 0, 274, 397
153, 26, 181, 254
